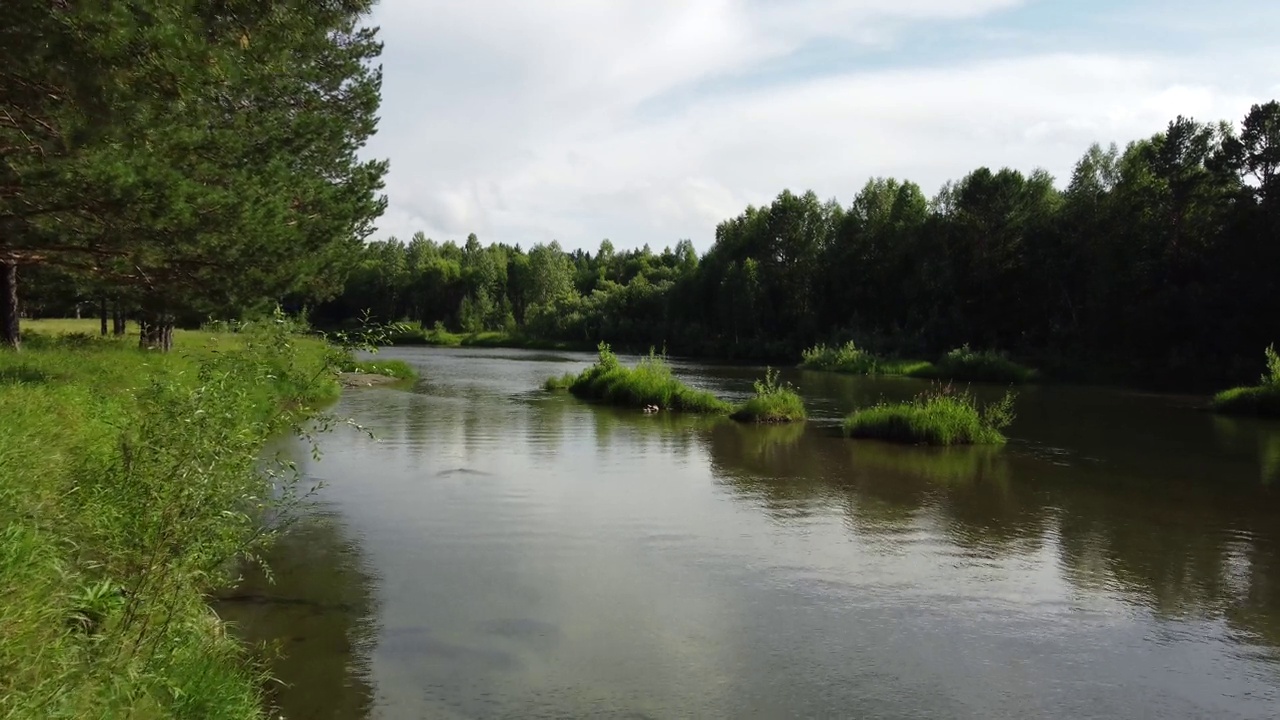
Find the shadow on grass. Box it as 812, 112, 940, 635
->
0, 365, 54, 386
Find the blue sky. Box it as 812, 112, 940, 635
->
361, 0, 1279, 252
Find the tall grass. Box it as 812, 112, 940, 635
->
1, 314, 352, 719
544, 371, 576, 391
337, 356, 417, 380
800, 341, 1035, 384
912, 345, 1036, 384
801, 342, 881, 374
551, 344, 731, 413
730, 368, 807, 423
843, 384, 1017, 446
1212, 344, 1280, 417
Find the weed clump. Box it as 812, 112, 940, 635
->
800, 341, 934, 377
549, 344, 731, 413
843, 384, 1017, 446
1213, 345, 1280, 417
910, 345, 1036, 384
731, 368, 807, 423
544, 372, 576, 391
801, 342, 880, 374
801, 342, 1036, 384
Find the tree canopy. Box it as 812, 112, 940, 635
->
311, 103, 1280, 388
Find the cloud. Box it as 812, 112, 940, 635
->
361, 0, 1278, 251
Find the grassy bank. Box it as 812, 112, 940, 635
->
1, 318, 346, 719
843, 385, 1016, 446
800, 342, 1035, 385
337, 356, 417, 381
549, 344, 731, 413
1213, 345, 1280, 418
730, 368, 807, 423
385, 325, 589, 351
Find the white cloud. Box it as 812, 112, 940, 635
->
361, 0, 1278, 251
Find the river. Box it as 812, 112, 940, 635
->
218, 346, 1280, 719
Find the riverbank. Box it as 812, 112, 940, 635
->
0, 319, 348, 719
801, 342, 1037, 385
383, 326, 591, 352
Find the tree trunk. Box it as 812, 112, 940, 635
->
100, 297, 109, 336
139, 310, 174, 351
1, 262, 19, 350
112, 303, 126, 336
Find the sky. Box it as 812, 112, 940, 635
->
360, 0, 1280, 252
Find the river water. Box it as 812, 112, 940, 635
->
218, 347, 1280, 719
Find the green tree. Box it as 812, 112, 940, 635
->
2, 0, 387, 350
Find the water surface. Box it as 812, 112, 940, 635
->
219, 347, 1280, 719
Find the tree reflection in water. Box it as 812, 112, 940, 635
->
704, 420, 1280, 659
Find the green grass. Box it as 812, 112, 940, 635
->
337, 356, 417, 381
544, 372, 576, 392
1, 316, 345, 719
1212, 345, 1280, 418
909, 345, 1036, 384
552, 344, 731, 413
800, 341, 932, 376
800, 341, 1035, 385
843, 385, 1017, 446
730, 368, 807, 423
801, 342, 881, 374
386, 325, 587, 351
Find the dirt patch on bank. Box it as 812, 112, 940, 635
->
338, 372, 406, 388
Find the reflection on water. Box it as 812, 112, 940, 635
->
233, 347, 1280, 719
215, 507, 378, 719
1214, 415, 1280, 486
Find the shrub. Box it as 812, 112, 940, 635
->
731, 367, 807, 423
910, 345, 1035, 384
843, 384, 1017, 445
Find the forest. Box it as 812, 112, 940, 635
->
295, 103, 1280, 389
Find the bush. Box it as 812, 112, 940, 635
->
553, 343, 731, 413
731, 368, 807, 423
843, 384, 1017, 446
1213, 345, 1280, 417
910, 345, 1035, 384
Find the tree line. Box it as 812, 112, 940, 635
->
3, 0, 387, 350
309, 103, 1279, 388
